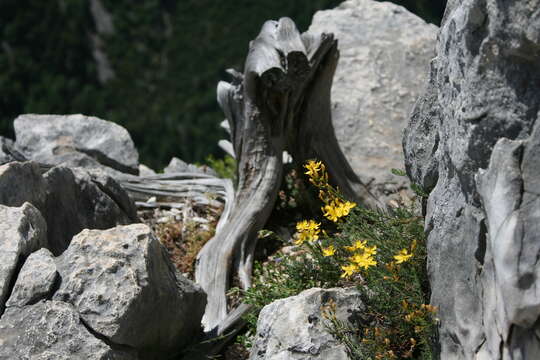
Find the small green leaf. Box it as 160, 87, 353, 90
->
391, 168, 407, 177
411, 183, 428, 197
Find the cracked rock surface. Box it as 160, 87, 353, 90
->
0, 223, 206, 359
403, 0, 540, 358
250, 287, 364, 360
0, 300, 122, 360
0, 202, 48, 309
5, 248, 58, 308
53, 224, 206, 356
0, 161, 137, 255
0, 136, 26, 165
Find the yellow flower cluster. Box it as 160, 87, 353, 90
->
393, 248, 413, 264
322, 245, 336, 257
322, 199, 356, 222
304, 160, 328, 186
340, 239, 377, 278
303, 159, 357, 223
295, 219, 320, 245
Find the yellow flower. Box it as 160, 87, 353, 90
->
394, 249, 413, 264
340, 263, 358, 278
322, 202, 340, 222
363, 245, 377, 256
296, 219, 320, 232
340, 200, 356, 216
304, 160, 324, 178
322, 199, 356, 222
295, 220, 320, 245
350, 252, 377, 270
322, 245, 336, 257
344, 239, 367, 252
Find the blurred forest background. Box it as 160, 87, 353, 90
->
0, 0, 446, 170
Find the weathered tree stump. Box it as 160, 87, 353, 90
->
195, 17, 379, 332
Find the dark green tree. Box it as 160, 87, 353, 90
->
1, 0, 445, 170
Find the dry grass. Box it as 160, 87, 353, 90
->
139, 207, 218, 279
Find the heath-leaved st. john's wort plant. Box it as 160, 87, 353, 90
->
237, 160, 436, 359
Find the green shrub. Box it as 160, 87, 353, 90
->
235, 160, 436, 359
205, 154, 237, 181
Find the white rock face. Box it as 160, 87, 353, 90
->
309, 0, 437, 196
250, 287, 364, 360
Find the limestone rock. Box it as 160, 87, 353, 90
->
5, 248, 58, 308
14, 114, 139, 175
138, 164, 156, 177
164, 157, 217, 177
0, 300, 130, 360
0, 203, 47, 308
0, 136, 26, 165
250, 287, 363, 360
53, 224, 206, 354
403, 0, 540, 358
0, 161, 47, 210
0, 162, 138, 255
309, 0, 437, 199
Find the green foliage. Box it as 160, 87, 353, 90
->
0, 0, 103, 138
1, 1, 445, 169
238, 205, 435, 358
235, 161, 435, 358
391, 168, 407, 177
327, 207, 435, 359
205, 154, 236, 180
411, 183, 429, 198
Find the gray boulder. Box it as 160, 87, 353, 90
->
250, 287, 363, 360
0, 161, 137, 255
0, 136, 26, 165
53, 224, 206, 355
5, 248, 58, 308
0, 300, 131, 360
0, 203, 47, 308
42, 166, 137, 254
308, 0, 437, 199
0, 161, 47, 210
403, 0, 540, 358
138, 164, 156, 177
164, 157, 217, 177
14, 114, 139, 175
